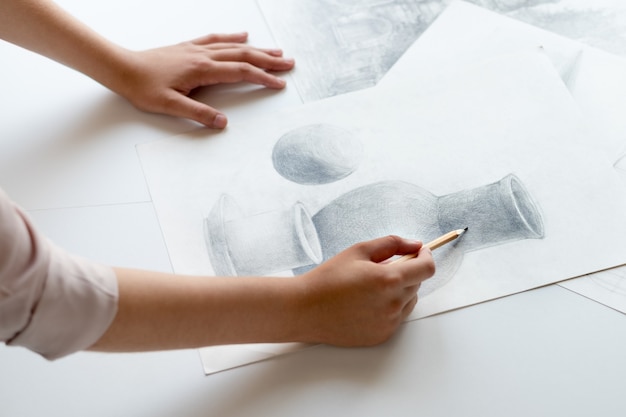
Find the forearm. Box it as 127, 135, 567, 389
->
90, 236, 435, 353
0, 0, 129, 89
90, 267, 305, 352
1, 0, 296, 127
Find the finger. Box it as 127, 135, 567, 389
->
201, 61, 288, 89
208, 48, 295, 71
199, 42, 286, 58
262, 48, 286, 57
159, 93, 227, 128
357, 235, 422, 263
393, 248, 436, 287
191, 32, 248, 45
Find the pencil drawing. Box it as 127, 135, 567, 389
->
272, 124, 363, 185
204, 194, 322, 276
203, 169, 544, 297
293, 174, 544, 296
258, 0, 626, 101
258, 0, 445, 101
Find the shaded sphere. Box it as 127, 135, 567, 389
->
272, 124, 363, 185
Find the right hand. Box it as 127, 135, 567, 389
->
295, 235, 436, 347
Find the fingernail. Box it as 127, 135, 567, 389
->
267, 78, 286, 88
212, 114, 227, 129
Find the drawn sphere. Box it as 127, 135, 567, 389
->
272, 124, 363, 185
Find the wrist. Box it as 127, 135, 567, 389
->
285, 273, 325, 345
80, 44, 138, 97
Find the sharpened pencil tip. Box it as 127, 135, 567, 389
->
463, 227, 468, 231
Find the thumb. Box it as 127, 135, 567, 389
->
162, 94, 228, 128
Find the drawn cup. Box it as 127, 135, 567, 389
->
204, 195, 322, 276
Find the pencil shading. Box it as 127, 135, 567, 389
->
272, 124, 363, 185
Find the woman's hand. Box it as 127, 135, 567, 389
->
295, 235, 436, 347
2, 1, 295, 128
112, 32, 295, 128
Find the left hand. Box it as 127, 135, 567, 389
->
111, 32, 295, 128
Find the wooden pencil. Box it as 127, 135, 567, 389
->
390, 227, 468, 264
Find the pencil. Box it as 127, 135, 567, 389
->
390, 227, 468, 264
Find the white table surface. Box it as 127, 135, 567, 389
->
2, 1, 626, 416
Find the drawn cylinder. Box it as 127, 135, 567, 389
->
437, 174, 544, 251
205, 195, 323, 276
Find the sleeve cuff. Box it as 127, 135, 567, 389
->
8, 245, 118, 360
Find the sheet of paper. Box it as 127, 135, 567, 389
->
257, 0, 626, 102
257, 0, 448, 102
378, 0, 626, 315
138, 49, 626, 373
379, 0, 626, 158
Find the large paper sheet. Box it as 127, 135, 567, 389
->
379, 0, 626, 314
258, 0, 626, 102
138, 48, 626, 373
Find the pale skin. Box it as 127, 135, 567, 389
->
0, 0, 295, 128
92, 236, 435, 351
2, 1, 437, 352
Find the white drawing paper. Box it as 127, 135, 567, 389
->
379, 0, 626, 316
257, 0, 626, 102
138, 49, 626, 374
379, 0, 626, 158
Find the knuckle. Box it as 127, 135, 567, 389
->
237, 62, 254, 75
158, 93, 180, 112
203, 34, 220, 43
191, 57, 214, 73
386, 297, 404, 316
422, 258, 436, 278
189, 105, 211, 122
383, 234, 401, 246
380, 269, 403, 289
238, 48, 256, 62
352, 240, 368, 251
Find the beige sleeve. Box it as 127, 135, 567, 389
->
0, 189, 118, 359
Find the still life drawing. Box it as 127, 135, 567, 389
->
204, 124, 545, 297
138, 49, 626, 373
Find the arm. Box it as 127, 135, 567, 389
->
0, 0, 295, 128
1, 184, 433, 356
90, 236, 435, 352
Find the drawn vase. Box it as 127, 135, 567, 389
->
294, 174, 544, 296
